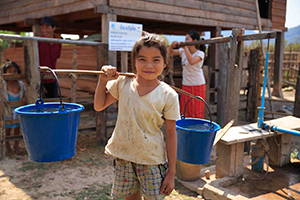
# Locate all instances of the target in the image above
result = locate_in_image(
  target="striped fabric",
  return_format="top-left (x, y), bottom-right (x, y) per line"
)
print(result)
top-left (180, 84), bottom-right (205, 118)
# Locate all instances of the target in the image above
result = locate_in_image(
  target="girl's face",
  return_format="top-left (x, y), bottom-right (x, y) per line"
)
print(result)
top-left (5, 66), bottom-right (18, 75)
top-left (185, 34), bottom-right (194, 42)
top-left (185, 34), bottom-right (197, 50)
top-left (135, 46), bottom-right (166, 81)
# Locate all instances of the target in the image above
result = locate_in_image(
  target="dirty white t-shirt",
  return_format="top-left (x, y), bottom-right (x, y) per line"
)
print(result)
top-left (179, 48), bottom-right (205, 86)
top-left (105, 76), bottom-right (180, 165)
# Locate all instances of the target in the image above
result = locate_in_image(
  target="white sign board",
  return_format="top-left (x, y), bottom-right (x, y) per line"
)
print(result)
top-left (109, 22), bottom-right (143, 51)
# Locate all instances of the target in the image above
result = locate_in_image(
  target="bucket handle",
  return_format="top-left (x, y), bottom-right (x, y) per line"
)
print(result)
top-left (182, 96), bottom-right (214, 130)
top-left (39, 68), bottom-right (65, 111)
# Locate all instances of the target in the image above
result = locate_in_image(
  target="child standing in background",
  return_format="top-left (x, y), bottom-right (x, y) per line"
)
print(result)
top-left (94, 32), bottom-right (180, 199)
top-left (168, 30), bottom-right (206, 118)
top-left (2, 61), bottom-right (26, 155)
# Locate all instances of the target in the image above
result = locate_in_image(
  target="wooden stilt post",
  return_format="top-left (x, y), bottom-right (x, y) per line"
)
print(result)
top-left (95, 13), bottom-right (117, 145)
top-left (121, 51), bottom-right (128, 72)
top-left (273, 31), bottom-right (284, 98)
top-left (23, 40), bottom-right (40, 104)
top-left (95, 43), bottom-right (108, 145)
top-left (0, 48), bottom-right (3, 66)
top-left (0, 66), bottom-right (5, 160)
top-left (217, 43), bottom-right (229, 127)
top-left (102, 13), bottom-right (117, 66)
top-left (32, 25), bottom-right (43, 37)
top-left (209, 26), bottom-right (221, 103)
top-left (71, 50), bottom-right (78, 103)
top-left (224, 29), bottom-right (240, 125)
top-left (294, 63), bottom-right (300, 117)
top-left (247, 48), bottom-right (263, 122)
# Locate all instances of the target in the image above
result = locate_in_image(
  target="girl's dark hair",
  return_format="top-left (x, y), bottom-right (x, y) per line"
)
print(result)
top-left (131, 31), bottom-right (169, 79)
top-left (199, 38), bottom-right (206, 53)
top-left (2, 59), bottom-right (22, 74)
top-left (187, 30), bottom-right (200, 41)
top-left (187, 30), bottom-right (206, 53)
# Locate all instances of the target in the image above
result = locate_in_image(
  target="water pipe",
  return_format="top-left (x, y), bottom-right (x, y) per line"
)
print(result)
top-left (258, 36), bottom-right (300, 136)
top-left (261, 124), bottom-right (300, 136)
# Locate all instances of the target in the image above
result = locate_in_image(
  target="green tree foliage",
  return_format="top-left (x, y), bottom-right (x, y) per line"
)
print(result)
top-left (244, 39), bottom-right (300, 53)
top-left (285, 42), bottom-right (300, 51)
top-left (0, 30), bottom-right (31, 51)
top-left (160, 35), bottom-right (170, 46)
top-left (0, 30), bottom-right (13, 50)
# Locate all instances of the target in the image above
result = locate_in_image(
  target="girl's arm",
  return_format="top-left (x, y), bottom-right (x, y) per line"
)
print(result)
top-left (160, 119), bottom-right (177, 196)
top-left (183, 47), bottom-right (202, 65)
top-left (94, 66), bottom-right (118, 111)
top-left (168, 41), bottom-right (180, 56)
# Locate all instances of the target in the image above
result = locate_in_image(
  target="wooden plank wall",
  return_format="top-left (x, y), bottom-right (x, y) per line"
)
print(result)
top-left (0, 0), bottom-right (277, 31)
top-left (272, 0), bottom-right (287, 30)
top-left (0, 0), bottom-right (106, 25)
top-left (109, 0), bottom-right (272, 30)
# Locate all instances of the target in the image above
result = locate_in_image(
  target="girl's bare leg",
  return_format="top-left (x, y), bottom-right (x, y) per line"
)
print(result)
top-left (5, 128), bottom-right (13, 154)
top-left (125, 189), bottom-right (142, 200)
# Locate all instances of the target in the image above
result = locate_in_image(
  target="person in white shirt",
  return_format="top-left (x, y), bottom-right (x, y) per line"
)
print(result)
top-left (168, 30), bottom-right (206, 118)
top-left (94, 32), bottom-right (180, 200)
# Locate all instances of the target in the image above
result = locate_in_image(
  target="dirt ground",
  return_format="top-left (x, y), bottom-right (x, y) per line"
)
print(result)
top-left (0, 88), bottom-right (299, 200)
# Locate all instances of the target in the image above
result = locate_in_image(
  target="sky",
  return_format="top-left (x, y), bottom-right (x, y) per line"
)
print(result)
top-left (60, 0), bottom-right (300, 41)
top-left (285, 0), bottom-right (300, 28)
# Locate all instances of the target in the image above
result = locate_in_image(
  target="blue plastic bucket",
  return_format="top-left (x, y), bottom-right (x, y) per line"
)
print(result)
top-left (176, 118), bottom-right (220, 164)
top-left (15, 68), bottom-right (84, 162)
top-left (15, 100), bottom-right (84, 162)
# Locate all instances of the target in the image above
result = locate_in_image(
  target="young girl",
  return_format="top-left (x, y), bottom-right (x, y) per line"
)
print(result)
top-left (3, 61), bottom-right (26, 155)
top-left (168, 30), bottom-right (206, 118)
top-left (94, 33), bottom-right (180, 199)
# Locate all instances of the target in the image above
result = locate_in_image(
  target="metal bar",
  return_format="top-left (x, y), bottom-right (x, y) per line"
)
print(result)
top-left (0, 34), bottom-right (103, 46)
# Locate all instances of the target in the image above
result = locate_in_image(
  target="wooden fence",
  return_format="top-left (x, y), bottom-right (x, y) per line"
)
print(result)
top-left (268, 51), bottom-right (300, 87)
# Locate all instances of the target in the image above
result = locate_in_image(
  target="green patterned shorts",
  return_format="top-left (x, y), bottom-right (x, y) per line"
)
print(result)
top-left (111, 158), bottom-right (167, 199)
